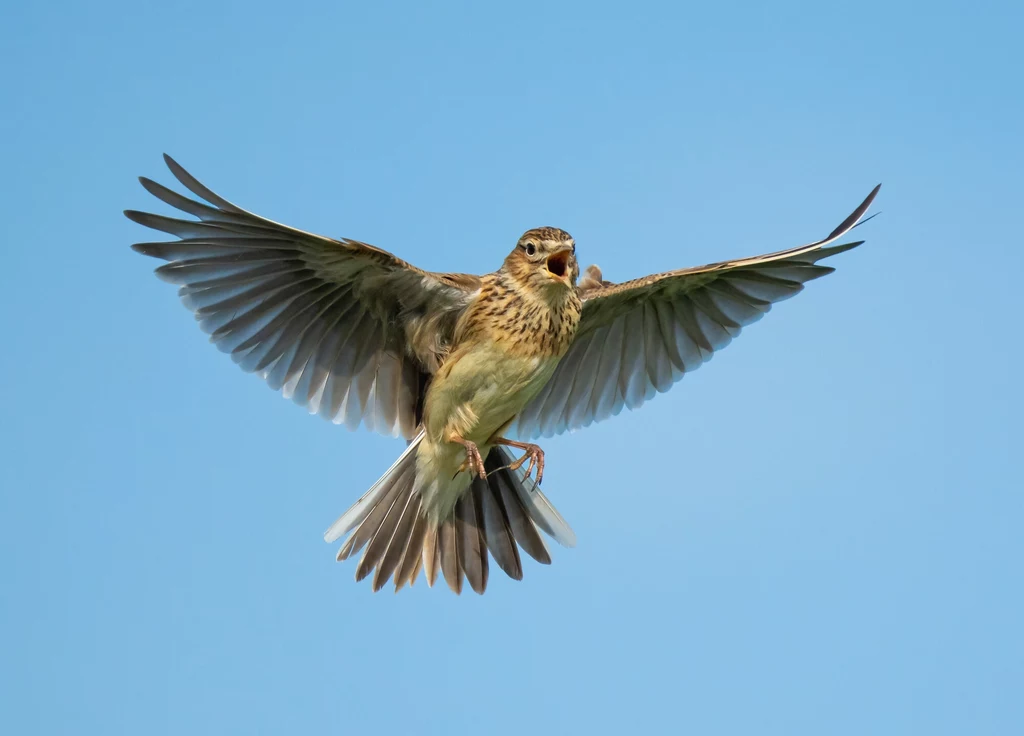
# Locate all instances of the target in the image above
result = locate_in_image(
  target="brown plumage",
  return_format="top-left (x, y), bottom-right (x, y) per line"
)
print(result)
top-left (127, 154), bottom-right (879, 594)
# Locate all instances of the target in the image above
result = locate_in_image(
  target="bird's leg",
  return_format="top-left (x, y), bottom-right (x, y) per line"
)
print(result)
top-left (492, 437), bottom-right (546, 485)
top-left (450, 434), bottom-right (487, 480)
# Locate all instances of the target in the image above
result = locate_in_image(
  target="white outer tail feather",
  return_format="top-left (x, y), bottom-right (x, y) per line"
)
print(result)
top-left (323, 433), bottom-right (575, 593)
top-left (323, 433), bottom-right (425, 544)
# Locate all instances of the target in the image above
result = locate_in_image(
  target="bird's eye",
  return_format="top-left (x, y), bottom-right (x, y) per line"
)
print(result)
top-left (525, 243), bottom-right (536, 256)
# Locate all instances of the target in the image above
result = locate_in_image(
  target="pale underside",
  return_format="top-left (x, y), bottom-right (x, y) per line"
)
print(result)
top-left (127, 155), bottom-right (878, 592)
top-left (127, 154), bottom-right (877, 446)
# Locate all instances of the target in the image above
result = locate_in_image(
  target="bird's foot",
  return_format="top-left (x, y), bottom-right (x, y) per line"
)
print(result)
top-left (451, 435), bottom-right (487, 480)
top-left (495, 438), bottom-right (545, 485)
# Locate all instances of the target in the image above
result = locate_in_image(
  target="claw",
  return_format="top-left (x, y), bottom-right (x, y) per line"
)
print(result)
top-left (451, 435), bottom-right (487, 479)
top-left (499, 440), bottom-right (545, 486)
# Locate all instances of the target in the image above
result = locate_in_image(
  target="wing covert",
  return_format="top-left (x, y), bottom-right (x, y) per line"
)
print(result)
top-left (127, 154), bottom-right (480, 439)
top-left (515, 185), bottom-right (880, 439)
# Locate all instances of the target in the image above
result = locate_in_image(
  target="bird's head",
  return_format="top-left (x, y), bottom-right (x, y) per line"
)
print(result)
top-left (503, 226), bottom-right (579, 295)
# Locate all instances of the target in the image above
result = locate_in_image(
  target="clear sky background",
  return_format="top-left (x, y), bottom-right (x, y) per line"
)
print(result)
top-left (2, 1), bottom-right (1022, 734)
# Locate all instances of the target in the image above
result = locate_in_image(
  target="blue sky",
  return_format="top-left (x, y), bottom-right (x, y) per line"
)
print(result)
top-left (2, 0), bottom-right (1022, 733)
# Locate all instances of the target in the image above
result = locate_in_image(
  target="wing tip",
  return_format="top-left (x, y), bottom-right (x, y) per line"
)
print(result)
top-left (823, 184), bottom-right (882, 243)
top-left (812, 239), bottom-right (865, 263)
top-left (137, 176), bottom-right (165, 197)
top-left (162, 153), bottom-right (193, 188)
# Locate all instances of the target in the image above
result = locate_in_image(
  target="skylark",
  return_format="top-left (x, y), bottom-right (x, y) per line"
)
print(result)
top-left (127, 155), bottom-right (879, 594)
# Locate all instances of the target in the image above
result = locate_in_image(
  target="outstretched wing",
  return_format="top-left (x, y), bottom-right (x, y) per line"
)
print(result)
top-left (515, 185), bottom-right (880, 439)
top-left (127, 154), bottom-right (480, 440)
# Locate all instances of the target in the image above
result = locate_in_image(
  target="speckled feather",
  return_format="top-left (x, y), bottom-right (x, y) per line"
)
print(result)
top-left (127, 155), bottom-right (879, 594)
top-left (455, 270), bottom-right (582, 358)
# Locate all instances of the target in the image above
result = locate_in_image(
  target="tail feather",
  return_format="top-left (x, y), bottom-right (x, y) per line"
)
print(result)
top-left (336, 468), bottom-right (407, 562)
top-left (422, 526), bottom-right (440, 588)
top-left (488, 446), bottom-right (577, 549)
top-left (407, 547), bottom-right (424, 587)
top-left (456, 490), bottom-right (488, 594)
top-left (324, 432), bottom-right (575, 594)
top-left (393, 511), bottom-right (428, 591)
top-left (323, 434), bottom-right (424, 544)
top-left (490, 467), bottom-right (551, 565)
top-left (516, 476), bottom-right (576, 548)
top-left (438, 519), bottom-right (462, 594)
top-left (478, 476), bottom-right (523, 580)
top-left (368, 490), bottom-right (420, 592)
top-left (353, 465), bottom-right (415, 578)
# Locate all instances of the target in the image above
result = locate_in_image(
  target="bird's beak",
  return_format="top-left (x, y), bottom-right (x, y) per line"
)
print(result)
top-left (545, 249), bottom-right (572, 282)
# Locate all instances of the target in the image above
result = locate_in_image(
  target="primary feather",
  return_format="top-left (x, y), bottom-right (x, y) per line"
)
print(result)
top-left (128, 155), bottom-right (878, 594)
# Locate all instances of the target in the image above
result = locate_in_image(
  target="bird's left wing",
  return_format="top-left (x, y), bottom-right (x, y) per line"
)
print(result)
top-left (127, 155), bottom-right (481, 440)
top-left (515, 185), bottom-right (880, 439)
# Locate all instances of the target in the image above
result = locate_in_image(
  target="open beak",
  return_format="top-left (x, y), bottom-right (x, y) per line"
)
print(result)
top-left (545, 249), bottom-right (572, 282)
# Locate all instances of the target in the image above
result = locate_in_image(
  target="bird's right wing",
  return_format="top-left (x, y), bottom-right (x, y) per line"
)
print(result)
top-left (515, 185), bottom-right (880, 439)
top-left (127, 155), bottom-right (481, 440)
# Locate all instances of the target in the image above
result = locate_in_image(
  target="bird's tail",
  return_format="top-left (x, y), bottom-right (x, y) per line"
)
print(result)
top-left (323, 431), bottom-right (575, 594)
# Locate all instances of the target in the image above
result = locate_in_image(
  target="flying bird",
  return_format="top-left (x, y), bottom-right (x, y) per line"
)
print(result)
top-left (127, 155), bottom-right (879, 594)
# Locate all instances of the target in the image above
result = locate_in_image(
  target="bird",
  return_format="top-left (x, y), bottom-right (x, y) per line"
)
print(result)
top-left (126, 154), bottom-right (880, 595)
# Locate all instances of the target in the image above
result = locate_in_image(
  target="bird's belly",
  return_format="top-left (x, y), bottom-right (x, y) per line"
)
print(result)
top-left (415, 346), bottom-right (559, 521)
top-left (425, 345), bottom-right (559, 445)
